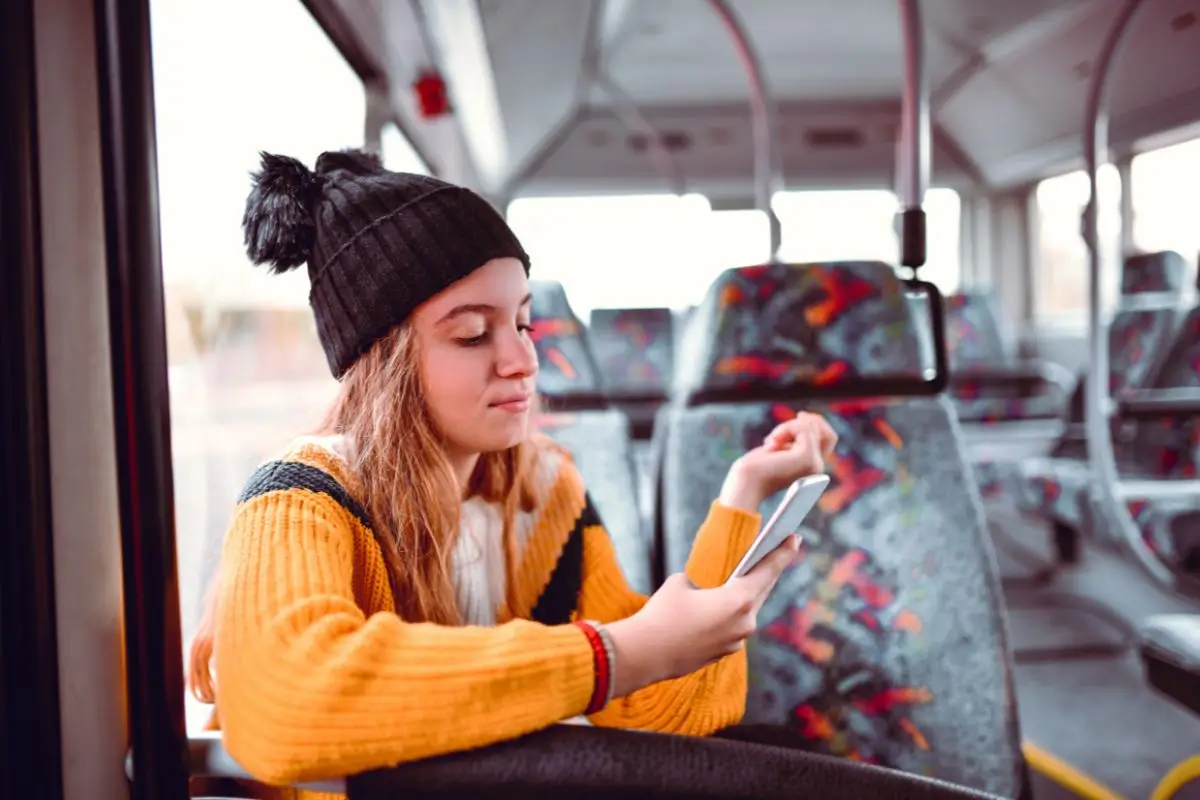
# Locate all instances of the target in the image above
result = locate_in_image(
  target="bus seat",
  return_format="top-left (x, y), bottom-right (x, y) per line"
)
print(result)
top-left (529, 281), bottom-right (651, 593)
top-left (1055, 250), bottom-right (1190, 458)
top-left (659, 261), bottom-right (1023, 797)
top-left (1140, 614), bottom-right (1200, 717)
top-left (989, 251), bottom-right (1189, 531)
top-left (588, 307), bottom-right (674, 440)
top-left (1079, 283), bottom-right (1200, 573)
top-left (943, 291), bottom-right (1073, 424)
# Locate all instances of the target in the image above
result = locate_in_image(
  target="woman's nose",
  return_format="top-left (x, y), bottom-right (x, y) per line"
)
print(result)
top-left (497, 330), bottom-right (538, 379)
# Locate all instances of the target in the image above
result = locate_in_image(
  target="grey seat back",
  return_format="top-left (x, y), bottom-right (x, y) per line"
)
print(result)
top-left (588, 307), bottom-right (675, 400)
top-left (942, 291), bottom-right (1071, 423)
top-left (1046, 250), bottom-right (1187, 464)
top-left (1128, 261), bottom-right (1200, 481)
top-left (529, 281), bottom-right (650, 592)
top-left (1107, 250), bottom-right (1188, 394)
top-left (660, 261), bottom-right (1022, 796)
top-left (588, 306), bottom-right (676, 442)
top-left (944, 291), bottom-right (1010, 368)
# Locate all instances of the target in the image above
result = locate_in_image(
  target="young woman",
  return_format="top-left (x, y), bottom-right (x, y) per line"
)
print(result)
top-left (187, 149), bottom-right (837, 798)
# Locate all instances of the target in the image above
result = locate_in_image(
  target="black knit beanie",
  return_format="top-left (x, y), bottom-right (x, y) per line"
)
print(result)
top-left (241, 148), bottom-right (531, 378)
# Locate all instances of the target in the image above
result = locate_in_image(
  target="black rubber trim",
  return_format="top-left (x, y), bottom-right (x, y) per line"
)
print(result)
top-left (0, 0), bottom-right (64, 794)
top-left (95, 0), bottom-right (190, 796)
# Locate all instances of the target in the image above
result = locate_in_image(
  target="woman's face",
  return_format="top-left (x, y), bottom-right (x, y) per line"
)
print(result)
top-left (411, 257), bottom-right (539, 458)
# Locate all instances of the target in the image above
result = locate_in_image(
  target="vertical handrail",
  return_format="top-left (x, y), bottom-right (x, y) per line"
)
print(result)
top-left (94, 0), bottom-right (191, 796)
top-left (897, 0), bottom-right (929, 271)
top-left (1081, 0), bottom-right (1176, 589)
top-left (896, 0), bottom-right (949, 387)
top-left (707, 0), bottom-right (783, 260)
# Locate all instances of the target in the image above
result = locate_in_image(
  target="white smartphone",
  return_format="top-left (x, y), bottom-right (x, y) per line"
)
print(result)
top-left (725, 473), bottom-right (830, 583)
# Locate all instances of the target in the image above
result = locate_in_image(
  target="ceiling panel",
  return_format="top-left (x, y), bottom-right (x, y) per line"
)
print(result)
top-left (922, 0), bottom-right (1084, 52)
top-left (519, 100), bottom-right (977, 198)
top-left (591, 0), bottom-right (1089, 107)
top-left (480, 0), bottom-right (595, 178)
top-left (940, 0), bottom-right (1200, 184)
top-left (334, 0), bottom-right (1200, 193)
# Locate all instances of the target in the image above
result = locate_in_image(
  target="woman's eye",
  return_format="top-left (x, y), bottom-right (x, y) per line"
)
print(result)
top-left (517, 323), bottom-right (533, 335)
top-left (456, 332), bottom-right (488, 346)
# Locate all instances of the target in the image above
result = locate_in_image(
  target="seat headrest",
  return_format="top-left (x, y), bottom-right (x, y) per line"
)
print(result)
top-left (943, 291), bottom-right (1006, 368)
top-left (588, 308), bottom-right (674, 395)
top-left (529, 281), bottom-right (604, 400)
top-left (676, 261), bottom-right (925, 401)
top-left (590, 306), bottom-right (674, 333)
top-left (1121, 251), bottom-right (1187, 296)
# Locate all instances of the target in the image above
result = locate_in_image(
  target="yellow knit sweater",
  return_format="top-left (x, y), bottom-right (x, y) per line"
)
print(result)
top-left (200, 436), bottom-right (761, 799)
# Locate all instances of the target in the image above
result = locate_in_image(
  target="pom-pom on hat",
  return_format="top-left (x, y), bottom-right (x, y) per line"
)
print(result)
top-left (241, 148), bottom-right (530, 378)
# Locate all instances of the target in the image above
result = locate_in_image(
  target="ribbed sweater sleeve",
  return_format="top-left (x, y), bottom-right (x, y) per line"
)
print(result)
top-left (212, 488), bottom-right (597, 787)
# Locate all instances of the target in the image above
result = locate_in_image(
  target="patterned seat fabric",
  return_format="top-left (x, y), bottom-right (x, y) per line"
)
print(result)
top-left (661, 261), bottom-right (1022, 796)
top-left (588, 307), bottom-right (674, 399)
top-left (589, 307), bottom-right (676, 441)
top-left (943, 291), bottom-right (1070, 423)
top-left (529, 282), bottom-right (650, 593)
top-left (1082, 296), bottom-right (1200, 571)
top-left (529, 280), bottom-right (606, 402)
top-left (992, 251), bottom-right (1188, 530)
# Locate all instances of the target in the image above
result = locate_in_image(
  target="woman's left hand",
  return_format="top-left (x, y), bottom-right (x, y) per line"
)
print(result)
top-left (719, 412), bottom-right (838, 512)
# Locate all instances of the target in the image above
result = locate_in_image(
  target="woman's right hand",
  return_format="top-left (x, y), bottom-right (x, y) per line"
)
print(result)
top-left (605, 535), bottom-right (800, 698)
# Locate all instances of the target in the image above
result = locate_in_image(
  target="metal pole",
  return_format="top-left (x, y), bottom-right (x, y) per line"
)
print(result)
top-left (1082, 0), bottom-right (1175, 588)
top-left (707, 0), bottom-right (783, 260)
top-left (580, 0), bottom-right (687, 198)
top-left (897, 0), bottom-right (929, 270)
top-left (595, 72), bottom-right (688, 197)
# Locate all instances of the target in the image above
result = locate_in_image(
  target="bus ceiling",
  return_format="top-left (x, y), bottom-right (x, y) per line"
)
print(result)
top-left (303, 0), bottom-right (1200, 201)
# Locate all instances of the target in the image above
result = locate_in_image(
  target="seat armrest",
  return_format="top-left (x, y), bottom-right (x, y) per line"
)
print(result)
top-left (1118, 388), bottom-right (1200, 419)
top-left (156, 726), bottom-right (1008, 800)
top-left (1140, 614), bottom-right (1200, 717)
top-left (1026, 360), bottom-right (1076, 394)
top-left (949, 362), bottom-right (1072, 396)
top-left (345, 724), bottom-right (1005, 800)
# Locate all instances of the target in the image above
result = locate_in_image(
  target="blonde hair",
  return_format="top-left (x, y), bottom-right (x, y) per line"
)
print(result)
top-left (188, 321), bottom-right (542, 704)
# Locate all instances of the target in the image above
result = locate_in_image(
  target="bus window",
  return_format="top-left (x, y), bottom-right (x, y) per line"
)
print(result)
top-left (506, 194), bottom-right (715, 320)
top-left (381, 121), bottom-right (431, 175)
top-left (1131, 135), bottom-right (1200, 280)
top-left (149, 0), bottom-right (370, 732)
top-left (1032, 164), bottom-right (1122, 323)
top-left (507, 188), bottom-right (960, 319)
top-left (701, 208), bottom-right (771, 273)
top-left (774, 187), bottom-right (962, 293)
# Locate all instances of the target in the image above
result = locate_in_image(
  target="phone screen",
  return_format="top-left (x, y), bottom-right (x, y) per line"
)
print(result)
top-left (726, 473), bottom-right (829, 582)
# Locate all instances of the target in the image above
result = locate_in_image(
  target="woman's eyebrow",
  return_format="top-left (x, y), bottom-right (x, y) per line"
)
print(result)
top-left (437, 303), bottom-right (494, 324)
top-left (438, 293), bottom-right (533, 324)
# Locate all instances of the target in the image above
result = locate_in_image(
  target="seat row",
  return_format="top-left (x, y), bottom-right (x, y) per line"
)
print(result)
top-left (935, 250), bottom-right (1200, 727)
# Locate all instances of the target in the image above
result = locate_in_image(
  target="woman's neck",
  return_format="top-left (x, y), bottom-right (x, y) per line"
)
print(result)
top-left (448, 451), bottom-right (481, 500)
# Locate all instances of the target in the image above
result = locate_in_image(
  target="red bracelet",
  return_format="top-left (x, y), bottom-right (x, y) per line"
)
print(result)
top-left (573, 620), bottom-right (611, 715)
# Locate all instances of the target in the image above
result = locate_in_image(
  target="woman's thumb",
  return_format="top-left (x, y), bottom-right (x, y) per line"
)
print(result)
top-left (660, 573), bottom-right (697, 592)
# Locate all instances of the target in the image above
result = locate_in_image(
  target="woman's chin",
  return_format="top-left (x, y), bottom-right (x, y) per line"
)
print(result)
top-left (468, 415), bottom-right (531, 453)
